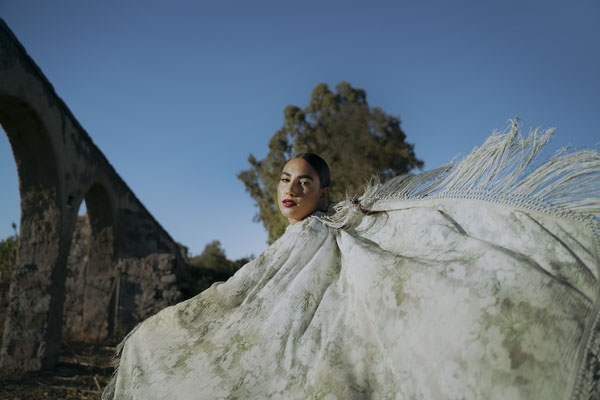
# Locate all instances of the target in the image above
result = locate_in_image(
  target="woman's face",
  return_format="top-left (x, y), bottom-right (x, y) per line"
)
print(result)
top-left (277, 158), bottom-right (329, 225)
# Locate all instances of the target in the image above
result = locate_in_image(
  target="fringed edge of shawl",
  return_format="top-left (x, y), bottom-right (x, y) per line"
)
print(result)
top-left (100, 322), bottom-right (143, 400)
top-left (322, 120), bottom-right (600, 399)
top-left (325, 119), bottom-right (599, 243)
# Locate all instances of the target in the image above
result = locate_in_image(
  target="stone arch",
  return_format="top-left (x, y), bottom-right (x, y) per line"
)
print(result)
top-left (0, 96), bottom-right (59, 193)
top-left (62, 208), bottom-right (90, 343)
top-left (81, 182), bottom-right (116, 342)
top-left (0, 95), bottom-right (67, 370)
top-left (0, 19), bottom-right (184, 371)
top-left (63, 182), bottom-right (116, 343)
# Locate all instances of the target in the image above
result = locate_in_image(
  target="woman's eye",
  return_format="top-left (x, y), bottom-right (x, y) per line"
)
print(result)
top-left (300, 181), bottom-right (310, 186)
top-left (280, 178), bottom-right (289, 182)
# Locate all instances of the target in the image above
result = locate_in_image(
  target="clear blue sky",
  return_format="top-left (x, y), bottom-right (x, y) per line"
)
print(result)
top-left (0, 0), bottom-right (598, 259)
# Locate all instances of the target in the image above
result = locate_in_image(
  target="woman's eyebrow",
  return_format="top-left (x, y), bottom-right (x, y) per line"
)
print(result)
top-left (281, 172), bottom-right (314, 180)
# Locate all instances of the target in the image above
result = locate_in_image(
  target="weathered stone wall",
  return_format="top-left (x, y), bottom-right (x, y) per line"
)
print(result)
top-left (61, 215), bottom-right (182, 342)
top-left (0, 214), bottom-right (183, 346)
top-left (62, 215), bottom-right (90, 342)
top-left (115, 254), bottom-right (182, 337)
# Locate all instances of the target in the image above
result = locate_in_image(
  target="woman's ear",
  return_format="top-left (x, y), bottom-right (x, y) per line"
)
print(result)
top-left (319, 187), bottom-right (330, 212)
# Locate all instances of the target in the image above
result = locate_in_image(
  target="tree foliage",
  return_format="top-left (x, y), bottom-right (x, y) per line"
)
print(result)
top-left (238, 82), bottom-right (424, 243)
top-left (0, 222), bottom-right (18, 271)
top-left (187, 240), bottom-right (237, 274)
top-left (183, 240), bottom-right (252, 297)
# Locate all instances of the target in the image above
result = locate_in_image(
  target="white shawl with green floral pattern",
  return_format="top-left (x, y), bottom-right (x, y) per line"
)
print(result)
top-left (104, 124), bottom-right (599, 400)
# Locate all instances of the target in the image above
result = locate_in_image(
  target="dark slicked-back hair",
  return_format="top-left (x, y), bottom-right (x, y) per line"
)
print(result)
top-left (290, 153), bottom-right (331, 188)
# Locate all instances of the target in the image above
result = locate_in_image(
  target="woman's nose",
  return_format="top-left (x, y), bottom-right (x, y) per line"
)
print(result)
top-left (286, 181), bottom-right (298, 196)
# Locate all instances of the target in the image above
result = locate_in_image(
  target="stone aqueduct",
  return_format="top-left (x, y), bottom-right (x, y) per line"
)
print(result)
top-left (0, 20), bottom-right (186, 370)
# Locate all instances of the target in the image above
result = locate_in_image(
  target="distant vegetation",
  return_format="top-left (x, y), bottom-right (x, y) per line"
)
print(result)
top-left (181, 240), bottom-right (253, 298)
top-left (238, 81), bottom-right (424, 243)
top-left (0, 222), bottom-right (18, 271)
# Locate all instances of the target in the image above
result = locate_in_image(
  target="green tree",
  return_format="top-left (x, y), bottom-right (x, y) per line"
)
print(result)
top-left (188, 240), bottom-right (233, 273)
top-left (183, 240), bottom-right (253, 297)
top-left (238, 82), bottom-right (424, 243)
top-left (0, 222), bottom-right (18, 271)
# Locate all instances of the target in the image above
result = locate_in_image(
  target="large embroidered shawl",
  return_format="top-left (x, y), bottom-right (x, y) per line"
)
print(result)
top-left (104, 125), bottom-right (600, 399)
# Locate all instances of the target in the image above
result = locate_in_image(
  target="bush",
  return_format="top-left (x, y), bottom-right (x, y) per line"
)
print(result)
top-left (181, 240), bottom-right (253, 298)
top-left (0, 235), bottom-right (18, 271)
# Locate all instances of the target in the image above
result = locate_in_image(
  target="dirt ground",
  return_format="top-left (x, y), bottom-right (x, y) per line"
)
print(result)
top-left (0, 343), bottom-right (115, 400)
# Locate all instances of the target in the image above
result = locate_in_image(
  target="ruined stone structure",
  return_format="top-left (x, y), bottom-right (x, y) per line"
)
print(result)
top-left (0, 20), bottom-right (185, 371)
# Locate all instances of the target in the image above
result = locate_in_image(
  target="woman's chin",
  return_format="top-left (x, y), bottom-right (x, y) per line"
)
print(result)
top-left (279, 209), bottom-right (306, 223)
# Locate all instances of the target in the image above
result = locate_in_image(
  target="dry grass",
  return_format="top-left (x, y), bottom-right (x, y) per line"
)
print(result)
top-left (0, 342), bottom-right (115, 400)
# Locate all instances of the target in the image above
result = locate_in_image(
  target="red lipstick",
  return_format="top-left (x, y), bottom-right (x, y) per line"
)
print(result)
top-left (282, 199), bottom-right (296, 207)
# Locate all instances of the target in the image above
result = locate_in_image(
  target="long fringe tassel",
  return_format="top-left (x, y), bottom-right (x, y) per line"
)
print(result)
top-left (326, 120), bottom-right (600, 241)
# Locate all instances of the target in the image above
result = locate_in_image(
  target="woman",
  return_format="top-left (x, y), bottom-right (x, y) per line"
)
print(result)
top-left (104, 125), bottom-right (599, 399)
